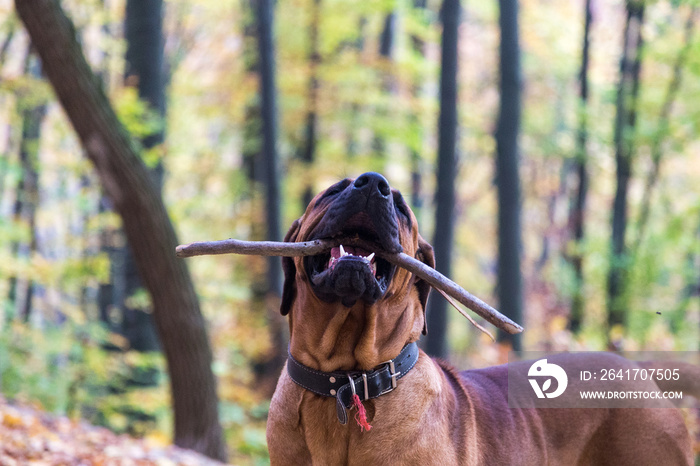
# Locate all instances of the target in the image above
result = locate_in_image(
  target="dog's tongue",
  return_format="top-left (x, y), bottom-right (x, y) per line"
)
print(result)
top-left (330, 245), bottom-right (371, 259)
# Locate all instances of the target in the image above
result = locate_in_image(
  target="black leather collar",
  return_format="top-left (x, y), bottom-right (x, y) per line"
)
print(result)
top-left (287, 341), bottom-right (420, 424)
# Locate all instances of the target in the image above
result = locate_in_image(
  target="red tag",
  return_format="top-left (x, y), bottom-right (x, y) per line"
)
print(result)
top-left (351, 393), bottom-right (372, 432)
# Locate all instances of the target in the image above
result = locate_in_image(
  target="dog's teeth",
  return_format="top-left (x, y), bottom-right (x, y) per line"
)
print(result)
top-left (366, 253), bottom-right (375, 262)
top-left (340, 244), bottom-right (347, 257)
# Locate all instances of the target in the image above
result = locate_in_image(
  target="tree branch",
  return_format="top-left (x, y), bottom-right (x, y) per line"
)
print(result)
top-left (177, 238), bottom-right (524, 335)
top-left (632, 6), bottom-right (697, 254)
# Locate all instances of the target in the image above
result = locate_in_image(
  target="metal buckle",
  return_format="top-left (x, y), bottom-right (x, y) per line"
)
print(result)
top-left (362, 373), bottom-right (369, 401)
top-left (348, 372), bottom-right (370, 401)
top-left (346, 372), bottom-right (356, 397)
top-left (379, 359), bottom-right (401, 395)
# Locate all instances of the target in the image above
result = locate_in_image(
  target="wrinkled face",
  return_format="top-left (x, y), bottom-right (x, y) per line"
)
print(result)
top-left (280, 172), bottom-right (434, 319)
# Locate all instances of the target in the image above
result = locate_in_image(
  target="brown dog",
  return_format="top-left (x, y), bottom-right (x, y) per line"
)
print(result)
top-left (266, 172), bottom-right (697, 465)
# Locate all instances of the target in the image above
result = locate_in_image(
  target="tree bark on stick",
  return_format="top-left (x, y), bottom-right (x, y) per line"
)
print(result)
top-left (14, 0), bottom-right (226, 460)
top-left (176, 237), bottom-right (524, 335)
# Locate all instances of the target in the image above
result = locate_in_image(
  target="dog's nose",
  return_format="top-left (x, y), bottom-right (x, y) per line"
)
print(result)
top-left (353, 172), bottom-right (391, 198)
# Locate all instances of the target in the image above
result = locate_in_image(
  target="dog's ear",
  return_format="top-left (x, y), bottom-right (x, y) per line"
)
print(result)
top-left (415, 235), bottom-right (435, 334)
top-left (280, 218), bottom-right (302, 316)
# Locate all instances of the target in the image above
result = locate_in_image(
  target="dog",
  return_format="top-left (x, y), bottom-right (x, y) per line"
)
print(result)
top-left (266, 172), bottom-right (697, 465)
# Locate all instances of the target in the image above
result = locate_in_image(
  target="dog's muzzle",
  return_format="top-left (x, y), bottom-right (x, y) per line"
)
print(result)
top-left (304, 172), bottom-right (401, 307)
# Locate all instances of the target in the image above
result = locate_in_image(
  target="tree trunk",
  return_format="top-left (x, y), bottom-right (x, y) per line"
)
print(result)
top-left (371, 11), bottom-right (396, 165)
top-left (495, 0), bottom-right (523, 353)
top-left (379, 12), bottom-right (396, 59)
top-left (254, 0), bottom-right (287, 386)
top-left (567, 0), bottom-right (593, 333)
top-left (345, 16), bottom-right (367, 159)
top-left (115, 0), bottom-right (165, 354)
top-left (241, 0), bottom-right (282, 396)
top-left (242, 0), bottom-right (262, 185)
top-left (300, 0), bottom-right (321, 208)
top-left (7, 50), bottom-right (45, 323)
top-left (0, 22), bottom-right (15, 63)
top-left (14, 0), bottom-right (227, 460)
top-left (257, 0), bottom-right (281, 290)
top-left (424, 0), bottom-right (460, 359)
top-left (607, 1), bottom-right (644, 340)
top-left (409, 0), bottom-right (428, 222)
top-left (0, 24), bottom-right (18, 211)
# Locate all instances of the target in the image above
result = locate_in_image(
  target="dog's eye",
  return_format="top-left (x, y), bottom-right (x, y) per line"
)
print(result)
top-left (396, 203), bottom-right (410, 220)
top-left (393, 192), bottom-right (411, 221)
top-left (318, 179), bottom-right (351, 202)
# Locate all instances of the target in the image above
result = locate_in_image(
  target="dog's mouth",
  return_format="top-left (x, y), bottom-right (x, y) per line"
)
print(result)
top-left (304, 225), bottom-right (397, 307)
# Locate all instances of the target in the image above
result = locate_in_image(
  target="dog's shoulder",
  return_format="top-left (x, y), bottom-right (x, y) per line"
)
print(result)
top-left (268, 365), bottom-right (305, 426)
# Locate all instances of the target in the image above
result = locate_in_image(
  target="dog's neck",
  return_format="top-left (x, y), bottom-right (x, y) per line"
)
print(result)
top-left (289, 295), bottom-right (423, 372)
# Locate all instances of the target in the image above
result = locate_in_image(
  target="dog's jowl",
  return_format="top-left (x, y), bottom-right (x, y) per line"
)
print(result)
top-left (266, 172), bottom-right (697, 465)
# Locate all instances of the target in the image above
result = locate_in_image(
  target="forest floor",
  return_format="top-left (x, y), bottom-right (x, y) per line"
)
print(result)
top-left (0, 395), bottom-right (227, 466)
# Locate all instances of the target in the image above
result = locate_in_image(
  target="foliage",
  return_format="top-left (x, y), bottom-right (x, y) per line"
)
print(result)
top-left (0, 394), bottom-right (226, 465)
top-left (0, 0), bottom-right (699, 461)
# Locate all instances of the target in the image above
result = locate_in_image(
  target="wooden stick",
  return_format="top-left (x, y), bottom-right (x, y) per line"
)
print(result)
top-left (176, 238), bottom-right (331, 257)
top-left (176, 238), bottom-right (524, 335)
top-left (434, 288), bottom-right (495, 342)
top-left (386, 252), bottom-right (523, 335)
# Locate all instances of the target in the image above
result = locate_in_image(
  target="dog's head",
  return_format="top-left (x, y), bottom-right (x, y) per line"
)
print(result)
top-left (280, 172), bottom-right (435, 337)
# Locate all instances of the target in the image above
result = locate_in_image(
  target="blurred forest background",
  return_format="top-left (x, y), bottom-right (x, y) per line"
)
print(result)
top-left (1, 0), bottom-right (699, 463)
